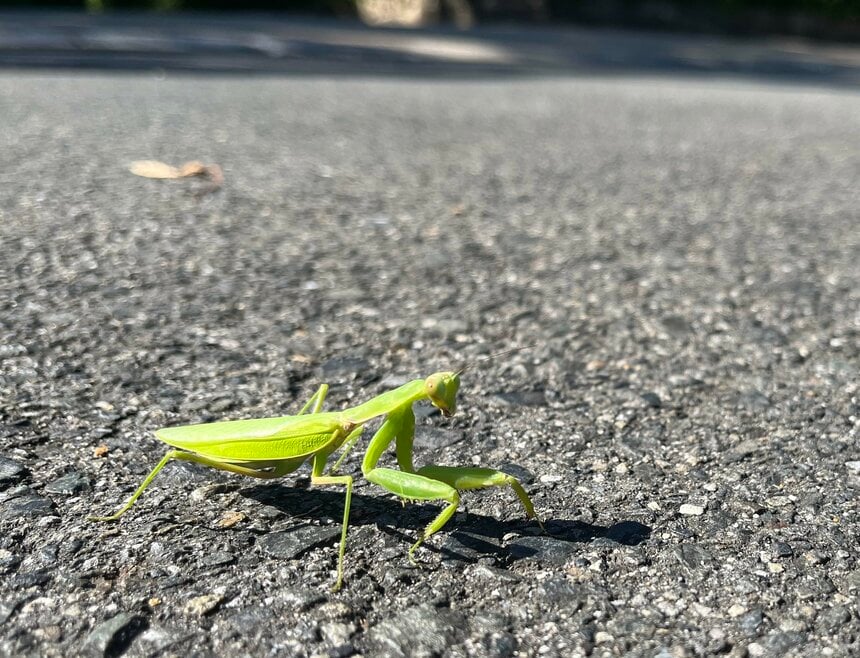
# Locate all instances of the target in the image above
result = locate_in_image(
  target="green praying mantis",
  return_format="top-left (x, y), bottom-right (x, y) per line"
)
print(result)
top-left (89, 359), bottom-right (544, 590)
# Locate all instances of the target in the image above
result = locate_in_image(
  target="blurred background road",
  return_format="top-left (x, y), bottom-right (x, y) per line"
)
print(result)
top-left (1, 10), bottom-right (860, 83)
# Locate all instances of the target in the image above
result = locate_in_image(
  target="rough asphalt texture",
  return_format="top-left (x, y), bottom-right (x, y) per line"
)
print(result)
top-left (1, 36), bottom-right (859, 658)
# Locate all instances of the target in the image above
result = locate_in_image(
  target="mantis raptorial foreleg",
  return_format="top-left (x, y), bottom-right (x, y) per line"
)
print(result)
top-left (353, 403), bottom-right (545, 562)
top-left (415, 465), bottom-right (545, 532)
top-left (359, 408), bottom-right (461, 562)
top-left (365, 466), bottom-right (460, 564)
top-left (385, 406), bottom-right (543, 528)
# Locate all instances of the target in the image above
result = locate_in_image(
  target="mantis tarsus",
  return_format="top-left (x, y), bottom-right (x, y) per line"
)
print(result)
top-left (89, 367), bottom-right (544, 590)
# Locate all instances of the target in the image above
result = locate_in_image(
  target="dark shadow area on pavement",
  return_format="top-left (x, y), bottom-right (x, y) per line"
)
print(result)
top-left (1, 11), bottom-right (859, 88)
top-left (240, 481), bottom-right (651, 565)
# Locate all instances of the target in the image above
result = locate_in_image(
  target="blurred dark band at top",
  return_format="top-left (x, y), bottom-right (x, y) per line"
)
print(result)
top-left (4, 1), bottom-right (860, 42)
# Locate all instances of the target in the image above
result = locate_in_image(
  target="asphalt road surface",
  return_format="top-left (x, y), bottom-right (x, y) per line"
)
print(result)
top-left (1, 14), bottom-right (859, 658)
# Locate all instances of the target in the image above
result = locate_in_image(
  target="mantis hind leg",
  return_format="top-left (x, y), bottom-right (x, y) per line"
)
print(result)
top-left (415, 465), bottom-right (545, 532)
top-left (88, 450), bottom-right (300, 522)
top-left (89, 451), bottom-right (177, 522)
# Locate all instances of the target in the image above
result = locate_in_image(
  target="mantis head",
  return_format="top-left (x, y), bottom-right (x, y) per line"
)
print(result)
top-left (423, 347), bottom-right (529, 417)
top-left (424, 371), bottom-right (461, 417)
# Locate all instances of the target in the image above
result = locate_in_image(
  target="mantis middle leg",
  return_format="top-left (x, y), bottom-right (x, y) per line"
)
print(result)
top-left (309, 449), bottom-right (353, 591)
top-left (295, 383), bottom-right (362, 474)
top-left (296, 384), bottom-right (329, 415)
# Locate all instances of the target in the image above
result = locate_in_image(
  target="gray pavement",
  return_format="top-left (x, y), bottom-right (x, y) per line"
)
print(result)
top-left (1, 15), bottom-right (860, 658)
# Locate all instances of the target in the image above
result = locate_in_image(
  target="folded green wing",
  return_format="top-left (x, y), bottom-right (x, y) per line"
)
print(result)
top-left (154, 412), bottom-right (344, 462)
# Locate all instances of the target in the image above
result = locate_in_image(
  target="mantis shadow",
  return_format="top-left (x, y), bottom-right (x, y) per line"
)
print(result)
top-left (239, 482), bottom-right (651, 564)
top-left (415, 515), bottom-right (651, 564)
top-left (240, 480), bottom-right (423, 525)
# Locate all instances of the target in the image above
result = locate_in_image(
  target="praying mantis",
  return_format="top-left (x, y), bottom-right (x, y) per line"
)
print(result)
top-left (89, 364), bottom-right (543, 590)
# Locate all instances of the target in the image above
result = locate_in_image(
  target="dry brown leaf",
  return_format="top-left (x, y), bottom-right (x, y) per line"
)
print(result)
top-left (217, 510), bottom-right (246, 529)
top-left (178, 161), bottom-right (206, 176)
top-left (201, 163), bottom-right (224, 187)
top-left (129, 160), bottom-right (184, 179)
top-left (93, 444), bottom-right (109, 458)
top-left (129, 160), bottom-right (224, 187)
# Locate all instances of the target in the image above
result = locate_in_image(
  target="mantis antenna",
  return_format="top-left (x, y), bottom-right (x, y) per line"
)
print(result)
top-left (454, 344), bottom-right (534, 376)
